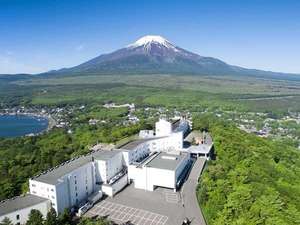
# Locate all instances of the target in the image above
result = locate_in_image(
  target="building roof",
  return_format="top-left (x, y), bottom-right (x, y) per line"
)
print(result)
top-left (185, 131), bottom-right (213, 145)
top-left (94, 150), bottom-right (122, 161)
top-left (32, 150), bottom-right (121, 185)
top-left (185, 144), bottom-right (212, 154)
top-left (172, 119), bottom-right (181, 131)
top-left (0, 194), bottom-right (49, 216)
top-left (121, 137), bottom-right (162, 151)
top-left (145, 152), bottom-right (188, 171)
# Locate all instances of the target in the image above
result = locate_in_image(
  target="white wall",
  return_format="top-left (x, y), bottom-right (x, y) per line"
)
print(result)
top-left (147, 168), bottom-right (175, 190)
top-left (96, 152), bottom-right (123, 184)
top-left (0, 200), bottom-right (50, 225)
top-left (29, 180), bottom-right (57, 211)
top-left (128, 165), bottom-right (175, 191)
top-left (128, 165), bottom-right (148, 190)
top-left (30, 162), bottom-right (96, 214)
top-left (96, 160), bottom-right (107, 184)
top-left (150, 132), bottom-right (183, 153)
top-left (155, 119), bottom-right (172, 137)
top-left (122, 151), bottom-right (130, 166)
top-left (63, 162), bottom-right (95, 211)
top-left (55, 180), bottom-right (69, 214)
top-left (101, 174), bottom-right (128, 197)
top-left (139, 130), bottom-right (154, 138)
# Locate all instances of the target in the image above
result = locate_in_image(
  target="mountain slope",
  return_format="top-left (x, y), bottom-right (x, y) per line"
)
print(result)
top-left (48, 35), bottom-right (299, 79)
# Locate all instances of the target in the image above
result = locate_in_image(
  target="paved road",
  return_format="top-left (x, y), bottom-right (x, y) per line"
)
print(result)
top-left (86, 157), bottom-right (207, 225)
top-left (181, 158), bottom-right (207, 225)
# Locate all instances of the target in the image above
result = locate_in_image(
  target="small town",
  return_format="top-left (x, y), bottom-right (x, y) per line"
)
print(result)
top-left (1, 104), bottom-right (299, 148)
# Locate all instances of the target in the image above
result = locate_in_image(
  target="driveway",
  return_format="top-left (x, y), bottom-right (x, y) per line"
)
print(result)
top-left (181, 158), bottom-right (207, 225)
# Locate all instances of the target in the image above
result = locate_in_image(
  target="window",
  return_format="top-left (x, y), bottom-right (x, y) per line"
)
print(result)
top-left (75, 186), bottom-right (77, 191)
top-left (16, 215), bottom-right (20, 220)
top-left (51, 189), bottom-right (54, 192)
top-left (51, 196), bottom-right (55, 199)
top-left (74, 180), bottom-right (77, 185)
top-left (32, 191), bottom-right (37, 194)
top-left (76, 192), bottom-right (78, 197)
top-left (31, 184), bottom-right (36, 187)
top-left (51, 202), bottom-right (55, 206)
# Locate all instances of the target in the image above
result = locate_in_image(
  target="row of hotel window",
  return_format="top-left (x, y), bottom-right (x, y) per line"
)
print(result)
top-left (31, 183), bottom-right (54, 192)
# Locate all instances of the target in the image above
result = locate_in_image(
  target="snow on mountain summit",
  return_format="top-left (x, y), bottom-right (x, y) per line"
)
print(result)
top-left (127, 35), bottom-right (178, 52)
top-left (131, 35), bottom-right (171, 46)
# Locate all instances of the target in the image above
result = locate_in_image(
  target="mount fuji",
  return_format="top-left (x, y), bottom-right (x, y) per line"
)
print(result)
top-left (49, 35), bottom-right (298, 78)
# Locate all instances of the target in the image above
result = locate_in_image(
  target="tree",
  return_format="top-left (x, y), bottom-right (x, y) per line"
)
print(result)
top-left (78, 217), bottom-right (112, 225)
top-left (195, 115), bottom-right (300, 225)
top-left (26, 209), bottom-right (44, 225)
top-left (0, 217), bottom-right (13, 225)
top-left (58, 208), bottom-right (71, 225)
top-left (45, 207), bottom-right (57, 225)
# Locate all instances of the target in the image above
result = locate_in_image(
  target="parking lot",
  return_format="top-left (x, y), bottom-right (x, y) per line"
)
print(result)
top-left (85, 184), bottom-right (184, 225)
top-left (85, 158), bottom-right (207, 225)
top-left (86, 200), bottom-right (168, 225)
top-left (163, 189), bottom-right (180, 204)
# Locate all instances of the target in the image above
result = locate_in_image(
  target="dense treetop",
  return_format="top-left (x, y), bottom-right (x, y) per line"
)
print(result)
top-left (195, 115), bottom-right (300, 225)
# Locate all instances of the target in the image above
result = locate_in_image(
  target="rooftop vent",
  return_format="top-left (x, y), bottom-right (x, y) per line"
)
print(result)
top-left (161, 155), bottom-right (177, 160)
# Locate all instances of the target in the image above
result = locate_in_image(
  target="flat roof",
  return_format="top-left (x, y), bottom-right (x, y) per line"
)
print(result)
top-left (185, 131), bottom-right (213, 145)
top-left (0, 194), bottom-right (49, 216)
top-left (121, 137), bottom-right (162, 150)
top-left (185, 144), bottom-right (212, 154)
top-left (145, 152), bottom-right (188, 171)
top-left (33, 150), bottom-right (121, 185)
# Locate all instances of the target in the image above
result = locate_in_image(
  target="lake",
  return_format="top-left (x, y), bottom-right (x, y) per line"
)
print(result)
top-left (0, 115), bottom-right (49, 138)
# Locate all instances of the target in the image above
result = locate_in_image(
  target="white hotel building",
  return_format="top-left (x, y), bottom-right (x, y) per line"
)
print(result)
top-left (0, 118), bottom-right (203, 224)
top-left (29, 150), bottom-right (125, 213)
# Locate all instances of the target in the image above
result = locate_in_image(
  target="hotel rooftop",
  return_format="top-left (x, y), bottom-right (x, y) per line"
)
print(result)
top-left (32, 150), bottom-right (121, 185)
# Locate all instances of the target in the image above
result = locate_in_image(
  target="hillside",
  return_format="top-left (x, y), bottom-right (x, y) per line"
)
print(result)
top-left (195, 116), bottom-right (300, 225)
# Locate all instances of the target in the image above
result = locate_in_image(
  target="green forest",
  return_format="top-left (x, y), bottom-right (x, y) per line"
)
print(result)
top-left (195, 115), bottom-right (300, 225)
top-left (1, 74), bottom-right (300, 224)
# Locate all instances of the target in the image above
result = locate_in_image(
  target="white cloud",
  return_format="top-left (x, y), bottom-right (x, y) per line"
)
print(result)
top-left (75, 44), bottom-right (85, 51)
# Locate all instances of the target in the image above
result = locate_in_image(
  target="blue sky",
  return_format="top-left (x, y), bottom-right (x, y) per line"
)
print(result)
top-left (0, 0), bottom-right (299, 74)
